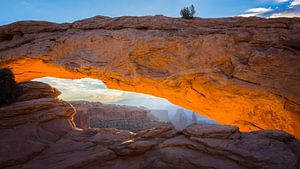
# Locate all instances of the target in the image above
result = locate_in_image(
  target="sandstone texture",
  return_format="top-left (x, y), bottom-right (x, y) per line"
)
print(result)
top-left (71, 101), bottom-right (168, 131)
top-left (0, 16), bottom-right (300, 137)
top-left (0, 81), bottom-right (300, 169)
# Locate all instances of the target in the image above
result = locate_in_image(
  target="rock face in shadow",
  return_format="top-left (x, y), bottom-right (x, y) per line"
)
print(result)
top-left (0, 16), bottom-right (299, 137)
top-left (0, 81), bottom-right (300, 169)
top-left (0, 81), bottom-right (75, 168)
top-left (70, 101), bottom-right (168, 131)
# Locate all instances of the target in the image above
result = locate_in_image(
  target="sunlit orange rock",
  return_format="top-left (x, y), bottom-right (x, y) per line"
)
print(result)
top-left (0, 16), bottom-right (300, 137)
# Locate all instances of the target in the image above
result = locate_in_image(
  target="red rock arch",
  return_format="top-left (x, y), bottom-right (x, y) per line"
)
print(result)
top-left (1, 16), bottom-right (300, 137)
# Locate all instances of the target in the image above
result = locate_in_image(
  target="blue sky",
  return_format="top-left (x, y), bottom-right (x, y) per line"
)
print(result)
top-left (0, 0), bottom-right (299, 25)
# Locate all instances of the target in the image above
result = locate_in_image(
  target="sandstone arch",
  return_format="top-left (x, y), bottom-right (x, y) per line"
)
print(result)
top-left (0, 16), bottom-right (300, 137)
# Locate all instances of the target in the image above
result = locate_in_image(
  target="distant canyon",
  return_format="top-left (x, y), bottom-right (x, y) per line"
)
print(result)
top-left (70, 101), bottom-right (217, 131)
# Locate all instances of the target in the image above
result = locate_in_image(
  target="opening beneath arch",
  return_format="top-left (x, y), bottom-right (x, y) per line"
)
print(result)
top-left (33, 77), bottom-right (217, 131)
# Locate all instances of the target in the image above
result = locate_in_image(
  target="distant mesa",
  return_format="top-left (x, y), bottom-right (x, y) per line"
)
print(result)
top-left (71, 101), bottom-right (170, 131)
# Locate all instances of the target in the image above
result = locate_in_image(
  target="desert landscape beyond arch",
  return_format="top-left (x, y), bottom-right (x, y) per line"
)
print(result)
top-left (1, 16), bottom-right (300, 137)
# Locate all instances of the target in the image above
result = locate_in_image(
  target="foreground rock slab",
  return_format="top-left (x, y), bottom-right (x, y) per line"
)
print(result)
top-left (0, 81), bottom-right (299, 169)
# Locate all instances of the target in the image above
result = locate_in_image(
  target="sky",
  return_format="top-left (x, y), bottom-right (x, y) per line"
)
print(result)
top-left (0, 0), bottom-right (299, 25)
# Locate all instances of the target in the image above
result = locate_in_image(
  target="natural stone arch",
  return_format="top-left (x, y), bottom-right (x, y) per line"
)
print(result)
top-left (0, 16), bottom-right (299, 137)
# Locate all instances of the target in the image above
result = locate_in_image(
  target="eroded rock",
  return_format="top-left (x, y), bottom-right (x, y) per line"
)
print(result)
top-left (0, 82), bottom-right (74, 168)
top-left (183, 123), bottom-right (240, 139)
top-left (0, 16), bottom-right (299, 137)
top-left (0, 81), bottom-right (299, 169)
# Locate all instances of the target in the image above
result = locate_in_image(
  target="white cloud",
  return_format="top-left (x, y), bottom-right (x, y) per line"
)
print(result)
top-left (246, 8), bottom-right (273, 13)
top-left (239, 0), bottom-right (300, 18)
top-left (238, 13), bottom-right (259, 17)
top-left (239, 8), bottom-right (273, 17)
top-left (291, 0), bottom-right (300, 5)
top-left (274, 0), bottom-right (289, 2)
top-left (270, 5), bottom-right (300, 17)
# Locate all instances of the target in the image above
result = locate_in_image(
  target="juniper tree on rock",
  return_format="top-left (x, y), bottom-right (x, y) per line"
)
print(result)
top-left (180, 5), bottom-right (196, 19)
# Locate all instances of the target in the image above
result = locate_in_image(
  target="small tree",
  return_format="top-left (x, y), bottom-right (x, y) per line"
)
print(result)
top-left (180, 5), bottom-right (196, 19)
top-left (0, 68), bottom-right (17, 106)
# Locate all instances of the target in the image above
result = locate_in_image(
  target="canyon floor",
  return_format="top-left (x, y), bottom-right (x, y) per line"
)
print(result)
top-left (1, 81), bottom-right (300, 169)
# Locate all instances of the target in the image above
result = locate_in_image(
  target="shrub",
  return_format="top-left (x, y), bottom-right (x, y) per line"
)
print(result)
top-left (0, 68), bottom-right (17, 106)
top-left (180, 5), bottom-right (196, 19)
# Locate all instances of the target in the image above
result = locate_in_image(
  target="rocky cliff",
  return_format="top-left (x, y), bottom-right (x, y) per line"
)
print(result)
top-left (0, 81), bottom-right (75, 168)
top-left (0, 16), bottom-right (300, 137)
top-left (70, 101), bottom-right (168, 131)
top-left (149, 109), bottom-right (170, 122)
top-left (1, 80), bottom-right (300, 169)
top-left (173, 108), bottom-right (188, 130)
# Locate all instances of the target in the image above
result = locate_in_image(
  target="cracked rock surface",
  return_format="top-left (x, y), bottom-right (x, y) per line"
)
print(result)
top-left (0, 81), bottom-right (300, 169)
top-left (0, 16), bottom-right (300, 137)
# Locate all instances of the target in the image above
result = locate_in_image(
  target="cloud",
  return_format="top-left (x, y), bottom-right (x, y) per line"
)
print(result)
top-left (270, 4), bottom-right (300, 17)
top-left (246, 8), bottom-right (273, 13)
top-left (274, 0), bottom-right (289, 2)
top-left (291, 0), bottom-right (300, 5)
top-left (239, 8), bottom-right (273, 17)
top-left (239, 0), bottom-right (300, 18)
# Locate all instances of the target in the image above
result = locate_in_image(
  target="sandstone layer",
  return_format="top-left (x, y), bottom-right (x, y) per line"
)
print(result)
top-left (0, 16), bottom-right (300, 137)
top-left (71, 101), bottom-right (168, 131)
top-left (0, 81), bottom-right (300, 169)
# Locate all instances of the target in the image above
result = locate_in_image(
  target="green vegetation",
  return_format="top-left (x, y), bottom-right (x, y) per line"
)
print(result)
top-left (0, 68), bottom-right (18, 106)
top-left (180, 5), bottom-right (196, 19)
